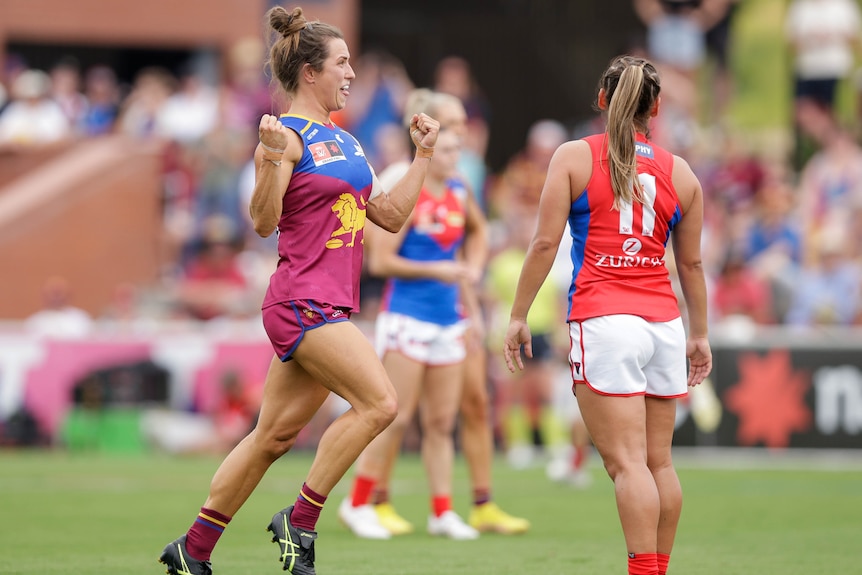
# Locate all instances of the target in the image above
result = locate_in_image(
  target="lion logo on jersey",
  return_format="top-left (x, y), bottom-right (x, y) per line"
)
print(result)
top-left (325, 193), bottom-right (367, 249)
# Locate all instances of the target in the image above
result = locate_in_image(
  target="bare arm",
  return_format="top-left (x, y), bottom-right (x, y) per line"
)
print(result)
top-left (248, 114), bottom-right (302, 237)
top-left (366, 113), bottom-right (439, 232)
top-left (671, 154), bottom-right (713, 386)
top-left (504, 140), bottom-right (590, 371)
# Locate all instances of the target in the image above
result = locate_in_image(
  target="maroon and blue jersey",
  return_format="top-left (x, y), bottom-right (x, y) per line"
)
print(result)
top-left (567, 133), bottom-right (683, 323)
top-left (381, 177), bottom-right (468, 325)
top-left (262, 114), bottom-right (374, 312)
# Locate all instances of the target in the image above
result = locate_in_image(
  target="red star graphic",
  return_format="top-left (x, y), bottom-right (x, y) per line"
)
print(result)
top-left (723, 350), bottom-right (811, 448)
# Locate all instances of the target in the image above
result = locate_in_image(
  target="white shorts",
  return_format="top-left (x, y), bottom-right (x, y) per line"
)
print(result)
top-left (568, 315), bottom-right (688, 398)
top-left (375, 311), bottom-right (467, 366)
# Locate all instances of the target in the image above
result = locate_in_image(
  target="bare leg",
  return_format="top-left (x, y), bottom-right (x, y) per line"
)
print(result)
top-left (645, 396), bottom-right (681, 556)
top-left (419, 363), bottom-right (464, 497)
top-left (459, 340), bottom-right (493, 492)
top-left (290, 321), bottom-right (400, 495)
top-left (204, 355), bottom-right (330, 515)
top-left (353, 351), bottom-right (424, 486)
top-left (576, 386), bottom-right (659, 553)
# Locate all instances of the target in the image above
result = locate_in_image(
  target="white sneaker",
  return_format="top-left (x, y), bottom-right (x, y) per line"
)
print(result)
top-left (427, 510), bottom-right (480, 540)
top-left (338, 498), bottom-right (391, 539)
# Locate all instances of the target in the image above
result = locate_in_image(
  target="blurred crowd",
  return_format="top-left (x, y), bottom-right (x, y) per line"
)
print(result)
top-left (3, 0), bottom-right (862, 342)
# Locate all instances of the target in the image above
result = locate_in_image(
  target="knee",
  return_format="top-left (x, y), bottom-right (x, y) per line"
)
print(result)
top-left (366, 392), bottom-right (398, 435)
top-left (422, 411), bottom-right (458, 437)
top-left (460, 389), bottom-right (488, 423)
top-left (252, 426), bottom-right (299, 461)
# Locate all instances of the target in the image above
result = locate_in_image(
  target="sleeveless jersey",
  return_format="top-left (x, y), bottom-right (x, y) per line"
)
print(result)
top-left (566, 133), bottom-right (682, 323)
top-left (262, 114), bottom-right (374, 312)
top-left (381, 177), bottom-right (468, 325)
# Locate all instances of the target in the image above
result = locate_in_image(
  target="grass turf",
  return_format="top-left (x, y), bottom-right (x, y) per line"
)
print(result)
top-left (0, 449), bottom-right (860, 574)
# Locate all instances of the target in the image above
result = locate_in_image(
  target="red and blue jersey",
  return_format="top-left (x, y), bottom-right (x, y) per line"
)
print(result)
top-left (262, 114), bottom-right (374, 312)
top-left (566, 133), bottom-right (683, 323)
top-left (381, 178), bottom-right (468, 325)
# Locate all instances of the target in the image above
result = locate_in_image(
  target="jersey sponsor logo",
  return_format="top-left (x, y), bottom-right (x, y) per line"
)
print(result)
top-left (635, 142), bottom-right (654, 158)
top-left (325, 193), bottom-right (367, 248)
top-left (306, 128), bottom-right (319, 140)
top-left (309, 140), bottom-right (346, 166)
top-left (622, 238), bottom-right (642, 255)
top-left (353, 144), bottom-right (366, 157)
top-left (573, 361), bottom-right (582, 375)
top-left (594, 254), bottom-right (665, 268)
top-left (335, 133), bottom-right (344, 143)
top-left (330, 309), bottom-right (345, 319)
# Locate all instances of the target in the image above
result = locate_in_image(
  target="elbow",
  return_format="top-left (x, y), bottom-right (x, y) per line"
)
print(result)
top-left (375, 216), bottom-right (403, 234)
top-left (253, 219), bottom-right (277, 238)
top-left (531, 236), bottom-right (558, 256)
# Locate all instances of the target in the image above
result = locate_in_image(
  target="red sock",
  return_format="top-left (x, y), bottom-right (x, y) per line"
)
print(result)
top-left (573, 445), bottom-right (587, 470)
top-left (290, 483), bottom-right (327, 531)
top-left (432, 495), bottom-right (452, 517)
top-left (185, 507), bottom-right (231, 561)
top-left (657, 553), bottom-right (670, 575)
top-left (350, 475), bottom-right (375, 507)
top-left (628, 552), bottom-right (659, 575)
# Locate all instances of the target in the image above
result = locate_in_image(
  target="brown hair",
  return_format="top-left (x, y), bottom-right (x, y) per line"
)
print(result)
top-left (596, 55), bottom-right (661, 209)
top-left (265, 6), bottom-right (344, 97)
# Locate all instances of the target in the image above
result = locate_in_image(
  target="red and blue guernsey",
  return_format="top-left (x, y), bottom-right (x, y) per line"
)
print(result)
top-left (567, 133), bottom-right (683, 323)
top-left (262, 114), bottom-right (374, 313)
top-left (381, 177), bottom-right (468, 326)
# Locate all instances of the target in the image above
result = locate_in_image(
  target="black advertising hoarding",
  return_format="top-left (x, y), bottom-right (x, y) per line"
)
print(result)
top-left (673, 331), bottom-right (862, 449)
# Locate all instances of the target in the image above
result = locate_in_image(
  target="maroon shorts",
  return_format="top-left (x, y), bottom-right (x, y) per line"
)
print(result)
top-left (262, 300), bottom-right (351, 361)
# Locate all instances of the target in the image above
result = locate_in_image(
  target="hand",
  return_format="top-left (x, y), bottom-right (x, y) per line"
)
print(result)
top-left (409, 113), bottom-right (440, 150)
top-left (503, 318), bottom-right (532, 373)
top-left (433, 260), bottom-right (470, 284)
top-left (686, 336), bottom-right (712, 387)
top-left (258, 114), bottom-right (290, 153)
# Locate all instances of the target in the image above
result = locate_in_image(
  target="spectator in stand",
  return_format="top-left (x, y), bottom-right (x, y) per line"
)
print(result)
top-left (785, 228), bottom-right (862, 327)
top-left (794, 98), bottom-right (862, 264)
top-left (340, 49), bottom-right (414, 168)
top-left (0, 68), bottom-right (70, 145)
top-left (116, 66), bottom-right (176, 139)
top-left (49, 57), bottom-right (88, 132)
top-left (742, 174), bottom-right (803, 323)
top-left (220, 37), bottom-right (275, 132)
top-left (80, 65), bottom-right (120, 136)
top-left (711, 249), bottom-right (775, 331)
top-left (433, 56), bottom-right (490, 207)
top-left (174, 214), bottom-right (252, 321)
top-left (156, 64), bottom-right (220, 144)
top-left (487, 119), bottom-right (568, 220)
top-left (785, 0), bottom-right (862, 167)
top-left (25, 276), bottom-right (94, 338)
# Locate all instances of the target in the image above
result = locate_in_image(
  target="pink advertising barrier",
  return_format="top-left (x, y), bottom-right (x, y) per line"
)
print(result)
top-left (0, 327), bottom-right (275, 439)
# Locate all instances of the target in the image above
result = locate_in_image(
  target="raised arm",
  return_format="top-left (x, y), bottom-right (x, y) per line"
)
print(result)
top-left (248, 114), bottom-right (303, 237)
top-left (366, 113), bottom-right (439, 232)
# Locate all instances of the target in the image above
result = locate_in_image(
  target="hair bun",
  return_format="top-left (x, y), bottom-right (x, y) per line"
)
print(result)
top-left (270, 6), bottom-right (307, 37)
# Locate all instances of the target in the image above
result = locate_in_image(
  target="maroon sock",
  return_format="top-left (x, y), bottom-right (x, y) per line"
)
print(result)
top-left (371, 486), bottom-right (389, 505)
top-left (473, 488), bottom-right (491, 506)
top-left (290, 483), bottom-right (327, 531)
top-left (185, 507), bottom-right (231, 561)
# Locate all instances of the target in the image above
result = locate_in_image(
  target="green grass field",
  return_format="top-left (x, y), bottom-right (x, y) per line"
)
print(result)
top-left (1, 449), bottom-right (860, 574)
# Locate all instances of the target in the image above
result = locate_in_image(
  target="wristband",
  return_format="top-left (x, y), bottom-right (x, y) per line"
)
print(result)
top-left (260, 141), bottom-right (285, 155)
